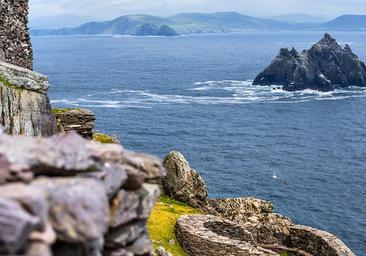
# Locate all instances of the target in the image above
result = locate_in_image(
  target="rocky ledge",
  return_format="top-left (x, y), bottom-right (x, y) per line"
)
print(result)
top-left (0, 131), bottom-right (165, 256)
top-left (0, 61), bottom-right (55, 136)
top-left (253, 33), bottom-right (366, 92)
top-left (160, 151), bottom-right (355, 256)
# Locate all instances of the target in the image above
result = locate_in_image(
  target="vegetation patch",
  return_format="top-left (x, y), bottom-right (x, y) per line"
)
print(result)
top-left (92, 132), bottom-right (119, 144)
top-left (0, 75), bottom-right (22, 91)
top-left (51, 107), bottom-right (79, 115)
top-left (147, 196), bottom-right (201, 256)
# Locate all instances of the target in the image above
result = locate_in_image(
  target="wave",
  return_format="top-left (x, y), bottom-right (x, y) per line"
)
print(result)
top-left (51, 80), bottom-right (366, 108)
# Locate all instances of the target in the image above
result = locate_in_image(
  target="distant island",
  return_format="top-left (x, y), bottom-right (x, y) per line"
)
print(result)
top-left (30, 12), bottom-right (366, 37)
top-left (253, 33), bottom-right (366, 92)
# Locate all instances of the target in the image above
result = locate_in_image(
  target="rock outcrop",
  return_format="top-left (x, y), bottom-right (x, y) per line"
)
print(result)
top-left (162, 151), bottom-right (208, 209)
top-left (53, 108), bottom-right (95, 139)
top-left (0, 132), bottom-right (165, 256)
top-left (0, 61), bottom-right (55, 136)
top-left (253, 33), bottom-right (366, 91)
top-left (135, 23), bottom-right (178, 36)
top-left (0, 0), bottom-right (33, 69)
top-left (164, 151), bottom-right (355, 256)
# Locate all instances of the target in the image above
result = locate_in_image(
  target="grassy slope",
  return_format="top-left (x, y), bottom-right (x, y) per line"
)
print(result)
top-left (147, 197), bottom-right (201, 255)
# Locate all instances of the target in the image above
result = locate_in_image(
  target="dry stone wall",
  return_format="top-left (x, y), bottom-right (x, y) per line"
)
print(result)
top-left (0, 132), bottom-right (165, 256)
top-left (0, 0), bottom-right (33, 70)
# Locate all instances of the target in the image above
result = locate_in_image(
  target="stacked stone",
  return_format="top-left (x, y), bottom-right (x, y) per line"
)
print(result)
top-left (54, 108), bottom-right (96, 139)
top-left (0, 132), bottom-right (165, 256)
top-left (0, 0), bottom-right (33, 70)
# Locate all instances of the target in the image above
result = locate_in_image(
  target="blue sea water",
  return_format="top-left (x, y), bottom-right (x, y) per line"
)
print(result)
top-left (32, 31), bottom-right (366, 254)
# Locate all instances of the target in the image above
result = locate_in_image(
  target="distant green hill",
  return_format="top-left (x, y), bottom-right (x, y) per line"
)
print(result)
top-left (30, 12), bottom-right (292, 36)
top-left (30, 12), bottom-right (366, 36)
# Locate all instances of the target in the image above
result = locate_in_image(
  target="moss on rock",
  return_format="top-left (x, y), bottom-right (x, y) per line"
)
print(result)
top-left (92, 132), bottom-right (119, 144)
top-left (147, 196), bottom-right (201, 256)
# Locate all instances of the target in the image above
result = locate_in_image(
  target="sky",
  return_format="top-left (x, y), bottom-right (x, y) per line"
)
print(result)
top-left (29, 0), bottom-right (366, 19)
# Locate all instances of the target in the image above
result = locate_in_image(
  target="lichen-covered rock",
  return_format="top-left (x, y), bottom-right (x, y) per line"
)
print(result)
top-left (253, 33), bottom-right (366, 91)
top-left (0, 0), bottom-right (33, 69)
top-left (175, 215), bottom-right (276, 256)
top-left (162, 151), bottom-right (208, 208)
top-left (0, 62), bottom-right (48, 92)
top-left (0, 62), bottom-right (55, 136)
top-left (207, 197), bottom-right (274, 220)
top-left (53, 108), bottom-right (95, 139)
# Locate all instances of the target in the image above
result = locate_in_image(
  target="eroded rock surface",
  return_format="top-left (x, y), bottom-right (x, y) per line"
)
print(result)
top-left (253, 33), bottom-right (366, 91)
top-left (162, 151), bottom-right (208, 208)
top-left (0, 61), bottom-right (55, 136)
top-left (53, 108), bottom-right (95, 139)
top-left (0, 132), bottom-right (164, 256)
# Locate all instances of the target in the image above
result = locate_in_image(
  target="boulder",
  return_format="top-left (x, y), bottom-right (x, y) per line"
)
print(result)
top-left (53, 108), bottom-right (95, 139)
top-left (162, 151), bottom-right (208, 208)
top-left (253, 33), bottom-right (366, 91)
top-left (0, 61), bottom-right (55, 136)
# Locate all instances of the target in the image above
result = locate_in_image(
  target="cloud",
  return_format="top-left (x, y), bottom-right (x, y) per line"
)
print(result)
top-left (29, 0), bottom-right (366, 19)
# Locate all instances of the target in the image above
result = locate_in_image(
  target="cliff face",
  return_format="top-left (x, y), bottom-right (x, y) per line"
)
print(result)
top-left (0, 0), bottom-right (33, 70)
top-left (0, 61), bottom-right (55, 136)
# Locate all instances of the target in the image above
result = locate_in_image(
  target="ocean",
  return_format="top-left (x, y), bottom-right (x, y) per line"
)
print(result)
top-left (32, 31), bottom-right (366, 254)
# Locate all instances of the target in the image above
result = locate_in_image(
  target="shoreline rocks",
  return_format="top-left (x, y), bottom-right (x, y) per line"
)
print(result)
top-left (253, 33), bottom-right (366, 92)
top-left (161, 151), bottom-right (355, 256)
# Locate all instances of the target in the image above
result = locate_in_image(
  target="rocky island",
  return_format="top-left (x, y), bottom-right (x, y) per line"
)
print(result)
top-left (253, 33), bottom-right (366, 91)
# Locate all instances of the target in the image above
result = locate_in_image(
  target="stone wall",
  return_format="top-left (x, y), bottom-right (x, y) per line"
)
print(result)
top-left (0, 0), bottom-right (33, 70)
top-left (0, 132), bottom-right (165, 255)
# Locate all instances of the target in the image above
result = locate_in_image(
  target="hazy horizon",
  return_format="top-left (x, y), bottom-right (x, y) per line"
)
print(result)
top-left (29, 0), bottom-right (366, 20)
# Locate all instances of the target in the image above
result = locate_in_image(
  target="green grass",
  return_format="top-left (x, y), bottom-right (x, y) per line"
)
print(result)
top-left (92, 132), bottom-right (119, 144)
top-left (147, 196), bottom-right (201, 256)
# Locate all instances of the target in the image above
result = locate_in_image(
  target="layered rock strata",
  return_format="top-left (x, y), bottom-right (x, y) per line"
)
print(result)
top-left (253, 33), bottom-right (366, 91)
top-left (0, 0), bottom-right (33, 69)
top-left (162, 151), bottom-right (354, 256)
top-left (0, 61), bottom-right (55, 136)
top-left (53, 108), bottom-right (96, 139)
top-left (0, 132), bottom-right (165, 256)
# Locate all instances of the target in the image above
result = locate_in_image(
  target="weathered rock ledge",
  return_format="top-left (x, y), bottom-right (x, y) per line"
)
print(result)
top-left (253, 33), bottom-right (366, 91)
top-left (0, 131), bottom-right (165, 256)
top-left (160, 151), bottom-right (354, 256)
top-left (0, 61), bottom-right (55, 136)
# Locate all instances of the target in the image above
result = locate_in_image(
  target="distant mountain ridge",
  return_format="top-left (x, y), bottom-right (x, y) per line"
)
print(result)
top-left (30, 12), bottom-right (366, 36)
top-left (320, 15), bottom-right (366, 30)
